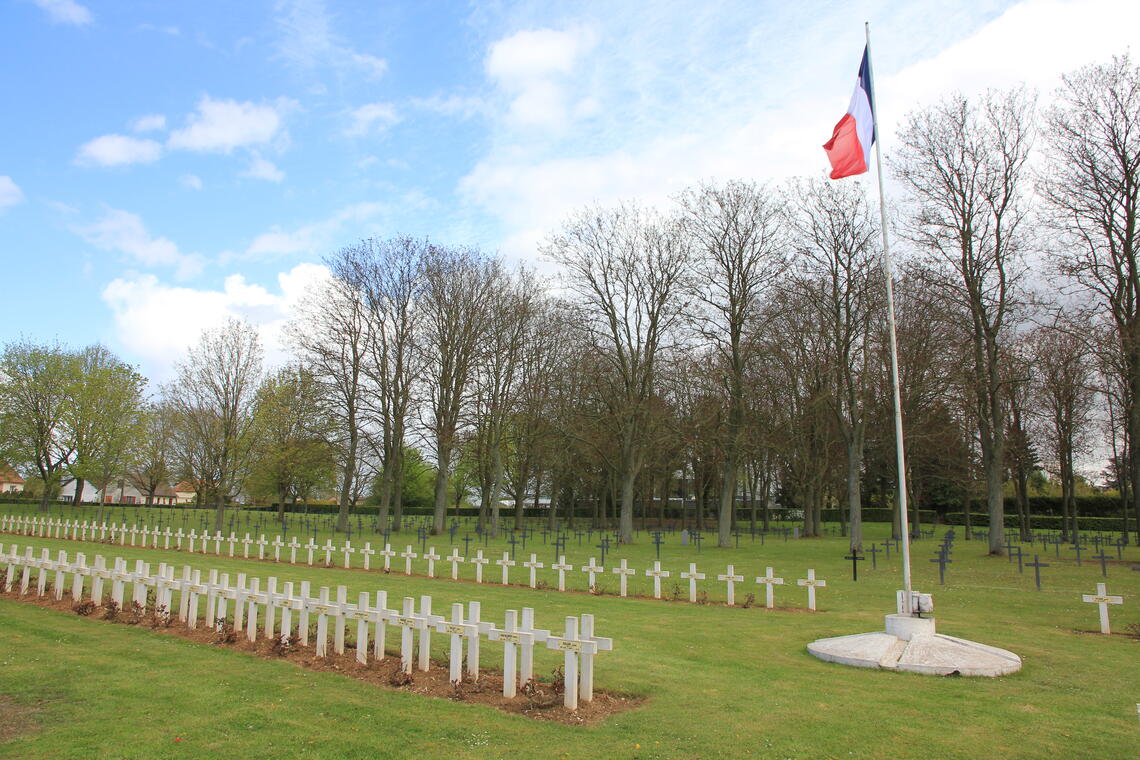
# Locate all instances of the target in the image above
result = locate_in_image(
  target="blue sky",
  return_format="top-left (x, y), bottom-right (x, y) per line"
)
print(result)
top-left (2, 0), bottom-right (1136, 383)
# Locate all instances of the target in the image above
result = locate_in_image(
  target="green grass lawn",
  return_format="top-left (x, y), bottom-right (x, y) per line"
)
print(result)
top-left (1, 503), bottom-right (1138, 759)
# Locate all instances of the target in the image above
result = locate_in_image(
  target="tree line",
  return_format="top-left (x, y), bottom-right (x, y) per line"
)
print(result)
top-left (2, 55), bottom-right (1138, 554)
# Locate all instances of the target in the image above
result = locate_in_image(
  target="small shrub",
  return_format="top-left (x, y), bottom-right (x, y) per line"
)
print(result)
top-left (549, 665), bottom-right (565, 695)
top-left (73, 601), bottom-right (96, 616)
top-left (271, 634), bottom-right (299, 656)
top-left (101, 601), bottom-right (120, 620)
top-left (125, 601), bottom-right (145, 625)
top-left (150, 605), bottom-right (172, 629)
top-left (669, 583), bottom-right (683, 601)
top-left (741, 592), bottom-right (756, 609)
top-left (1125, 621), bottom-right (1140, 639)
top-left (696, 591), bottom-right (709, 606)
top-left (389, 666), bottom-right (414, 687)
top-left (213, 619), bottom-right (237, 644)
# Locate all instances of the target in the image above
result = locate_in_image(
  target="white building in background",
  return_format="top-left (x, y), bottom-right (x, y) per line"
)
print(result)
top-left (58, 478), bottom-right (177, 506)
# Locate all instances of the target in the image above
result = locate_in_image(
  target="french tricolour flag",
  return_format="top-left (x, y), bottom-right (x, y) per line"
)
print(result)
top-left (823, 46), bottom-right (874, 179)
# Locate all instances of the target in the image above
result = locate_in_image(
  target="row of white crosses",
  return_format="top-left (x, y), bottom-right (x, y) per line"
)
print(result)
top-left (1, 516), bottom-right (829, 609)
top-left (0, 542), bottom-right (612, 710)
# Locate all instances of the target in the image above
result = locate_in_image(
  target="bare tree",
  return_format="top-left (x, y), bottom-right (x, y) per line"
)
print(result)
top-left (471, 268), bottom-right (537, 537)
top-left (290, 261), bottom-right (369, 533)
top-left (334, 237), bottom-right (424, 533)
top-left (788, 178), bottom-right (881, 551)
top-left (680, 179), bottom-right (788, 548)
top-left (167, 319), bottom-right (262, 531)
top-left (545, 204), bottom-right (691, 543)
top-left (1041, 54), bottom-right (1140, 542)
top-left (1030, 324), bottom-right (1095, 540)
top-left (419, 244), bottom-right (500, 535)
top-left (892, 88), bottom-right (1035, 555)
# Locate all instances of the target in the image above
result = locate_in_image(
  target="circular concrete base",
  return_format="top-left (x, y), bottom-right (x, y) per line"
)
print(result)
top-left (807, 615), bottom-right (1021, 677)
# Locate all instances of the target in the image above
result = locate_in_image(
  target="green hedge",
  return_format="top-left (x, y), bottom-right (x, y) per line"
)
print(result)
top-left (819, 508), bottom-right (938, 524)
top-left (944, 512), bottom-right (1130, 531)
top-left (968, 496), bottom-right (1125, 517)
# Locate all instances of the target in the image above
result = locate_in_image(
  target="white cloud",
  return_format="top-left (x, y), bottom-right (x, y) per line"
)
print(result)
top-left (101, 263), bottom-right (330, 380)
top-left (244, 201), bottom-right (388, 258)
top-left (130, 114), bottom-right (166, 133)
top-left (33, 0), bottom-right (92, 26)
top-left (77, 208), bottom-right (204, 279)
top-left (75, 134), bottom-right (163, 167)
top-left (274, 0), bottom-right (387, 78)
top-left (878, 0), bottom-right (1140, 133)
top-left (180, 174), bottom-right (203, 190)
top-left (485, 27), bottom-right (596, 128)
top-left (167, 96), bottom-right (292, 153)
top-left (0, 176), bottom-right (24, 209)
top-left (344, 102), bottom-right (399, 136)
top-left (411, 94), bottom-right (487, 120)
top-left (241, 155), bottom-right (285, 182)
top-left (460, 0), bottom-right (1140, 263)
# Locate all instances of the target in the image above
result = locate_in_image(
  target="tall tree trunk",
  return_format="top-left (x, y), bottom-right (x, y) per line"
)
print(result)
top-left (431, 443), bottom-right (451, 535)
top-left (717, 451), bottom-right (737, 547)
top-left (337, 426), bottom-right (359, 533)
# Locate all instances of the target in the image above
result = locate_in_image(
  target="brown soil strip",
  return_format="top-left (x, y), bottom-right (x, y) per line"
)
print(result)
top-left (0, 589), bottom-right (643, 726)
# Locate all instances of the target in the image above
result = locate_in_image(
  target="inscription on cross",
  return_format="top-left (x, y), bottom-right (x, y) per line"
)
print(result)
top-left (717, 565), bottom-right (744, 606)
top-left (645, 561), bottom-right (670, 600)
top-left (680, 562), bottom-right (705, 603)
top-left (523, 553), bottom-right (544, 588)
top-left (796, 569), bottom-right (826, 611)
top-left (611, 559), bottom-right (635, 597)
top-left (1082, 582), bottom-right (1123, 634)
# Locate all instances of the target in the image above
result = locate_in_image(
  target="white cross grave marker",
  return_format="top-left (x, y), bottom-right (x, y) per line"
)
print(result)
top-left (755, 567), bottom-right (784, 609)
top-left (497, 551), bottom-right (516, 585)
top-left (424, 547), bottom-right (440, 577)
top-left (436, 602), bottom-right (475, 683)
top-left (379, 543), bottom-right (396, 572)
top-left (612, 559), bottom-right (635, 597)
top-left (446, 547), bottom-right (464, 579)
top-left (582, 557), bottom-right (603, 592)
top-left (797, 569), bottom-right (826, 611)
top-left (1082, 582), bottom-right (1124, 634)
top-left (680, 563), bottom-right (706, 603)
top-left (552, 555), bottom-right (573, 591)
top-left (471, 549), bottom-right (489, 583)
top-left (718, 565), bottom-right (744, 606)
top-left (401, 545), bottom-right (418, 575)
top-left (523, 554), bottom-right (544, 588)
top-left (645, 560), bottom-right (671, 599)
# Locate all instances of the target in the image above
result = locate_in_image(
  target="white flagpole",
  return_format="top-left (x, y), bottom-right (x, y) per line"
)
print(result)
top-left (864, 22), bottom-right (913, 601)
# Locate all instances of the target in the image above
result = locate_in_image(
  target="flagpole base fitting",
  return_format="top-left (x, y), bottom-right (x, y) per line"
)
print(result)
top-left (807, 614), bottom-right (1021, 677)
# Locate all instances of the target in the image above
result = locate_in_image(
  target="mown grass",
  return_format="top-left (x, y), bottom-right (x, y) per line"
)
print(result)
top-left (1, 504), bottom-right (1138, 760)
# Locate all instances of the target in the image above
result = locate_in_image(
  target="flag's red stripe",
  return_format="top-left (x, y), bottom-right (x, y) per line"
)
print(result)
top-left (823, 113), bottom-right (867, 179)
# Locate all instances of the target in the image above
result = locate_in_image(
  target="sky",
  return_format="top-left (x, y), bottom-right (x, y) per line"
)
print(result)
top-left (2, 0), bottom-right (1137, 384)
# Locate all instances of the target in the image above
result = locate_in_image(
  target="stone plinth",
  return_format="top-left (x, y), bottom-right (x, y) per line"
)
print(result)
top-left (808, 613), bottom-right (1021, 677)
